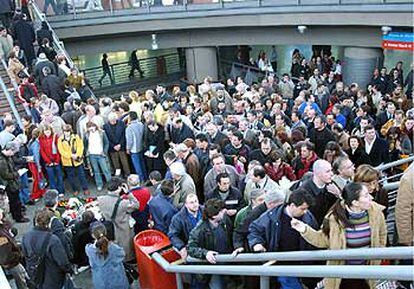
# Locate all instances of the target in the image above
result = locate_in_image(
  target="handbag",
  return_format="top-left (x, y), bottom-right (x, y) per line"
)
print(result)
top-left (123, 262), bottom-right (139, 284)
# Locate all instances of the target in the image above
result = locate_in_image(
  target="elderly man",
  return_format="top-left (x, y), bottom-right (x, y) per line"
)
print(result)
top-left (170, 162), bottom-right (196, 209)
top-left (298, 159), bottom-right (341, 226)
top-left (244, 165), bottom-right (281, 203)
top-left (332, 156), bottom-right (355, 191)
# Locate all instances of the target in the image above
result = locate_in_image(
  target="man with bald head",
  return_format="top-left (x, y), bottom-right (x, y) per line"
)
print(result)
top-left (298, 159), bottom-right (341, 225)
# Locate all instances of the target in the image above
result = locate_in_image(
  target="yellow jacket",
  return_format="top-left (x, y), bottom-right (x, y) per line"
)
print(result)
top-left (57, 134), bottom-right (84, 167)
top-left (301, 202), bottom-right (387, 289)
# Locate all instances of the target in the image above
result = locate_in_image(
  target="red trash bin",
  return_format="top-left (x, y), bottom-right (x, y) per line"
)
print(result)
top-left (134, 230), bottom-right (180, 289)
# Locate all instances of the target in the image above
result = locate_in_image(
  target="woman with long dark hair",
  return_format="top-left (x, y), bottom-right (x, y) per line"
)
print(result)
top-left (291, 182), bottom-right (387, 289)
top-left (86, 222), bottom-right (129, 289)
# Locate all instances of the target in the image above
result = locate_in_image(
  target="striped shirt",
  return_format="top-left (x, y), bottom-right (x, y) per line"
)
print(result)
top-left (345, 210), bottom-right (371, 265)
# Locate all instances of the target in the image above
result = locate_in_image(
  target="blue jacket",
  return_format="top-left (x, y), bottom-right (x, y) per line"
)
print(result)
top-left (85, 243), bottom-right (129, 289)
top-left (126, 120), bottom-right (144, 153)
top-left (248, 205), bottom-right (318, 251)
top-left (148, 192), bottom-right (178, 234)
top-left (168, 206), bottom-right (202, 250)
top-left (104, 120), bottom-right (127, 152)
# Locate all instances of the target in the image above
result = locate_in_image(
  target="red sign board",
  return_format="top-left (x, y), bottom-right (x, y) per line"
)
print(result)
top-left (382, 40), bottom-right (413, 51)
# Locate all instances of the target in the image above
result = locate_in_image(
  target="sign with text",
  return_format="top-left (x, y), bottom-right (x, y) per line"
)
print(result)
top-left (382, 32), bottom-right (414, 51)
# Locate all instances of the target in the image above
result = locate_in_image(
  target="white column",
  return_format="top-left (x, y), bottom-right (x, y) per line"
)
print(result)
top-left (185, 47), bottom-right (218, 83)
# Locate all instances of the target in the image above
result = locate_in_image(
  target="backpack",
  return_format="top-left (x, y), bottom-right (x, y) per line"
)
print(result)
top-left (26, 233), bottom-right (52, 289)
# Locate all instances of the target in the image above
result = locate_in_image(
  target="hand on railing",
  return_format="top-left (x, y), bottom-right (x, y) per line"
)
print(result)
top-left (205, 251), bottom-right (219, 264)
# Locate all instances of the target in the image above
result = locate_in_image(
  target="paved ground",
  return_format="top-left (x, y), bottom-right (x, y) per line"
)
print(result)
top-left (9, 178), bottom-right (141, 289)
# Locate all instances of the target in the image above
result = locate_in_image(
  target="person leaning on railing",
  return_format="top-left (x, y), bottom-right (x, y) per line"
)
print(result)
top-left (291, 182), bottom-right (387, 289)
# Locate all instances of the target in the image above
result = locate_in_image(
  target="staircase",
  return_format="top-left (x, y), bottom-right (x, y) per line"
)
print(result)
top-left (0, 62), bottom-right (26, 124)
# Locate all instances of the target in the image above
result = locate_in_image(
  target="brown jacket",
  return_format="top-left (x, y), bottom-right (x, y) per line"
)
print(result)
top-left (301, 202), bottom-right (387, 289)
top-left (395, 163), bottom-right (414, 245)
top-left (184, 152), bottom-right (201, 185)
top-left (0, 225), bottom-right (21, 268)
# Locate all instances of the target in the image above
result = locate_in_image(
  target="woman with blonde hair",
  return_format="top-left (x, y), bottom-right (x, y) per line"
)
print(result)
top-left (354, 164), bottom-right (388, 210)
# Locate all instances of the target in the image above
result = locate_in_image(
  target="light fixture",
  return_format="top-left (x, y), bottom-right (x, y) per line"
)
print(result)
top-left (151, 33), bottom-right (158, 50)
top-left (297, 25), bottom-right (307, 34)
top-left (381, 26), bottom-right (392, 35)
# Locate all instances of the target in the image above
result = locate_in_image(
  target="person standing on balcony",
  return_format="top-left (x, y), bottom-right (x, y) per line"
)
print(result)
top-left (98, 53), bottom-right (114, 87)
top-left (128, 49), bottom-right (144, 79)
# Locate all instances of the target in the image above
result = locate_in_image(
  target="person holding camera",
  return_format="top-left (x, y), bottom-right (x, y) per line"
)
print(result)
top-left (97, 177), bottom-right (140, 262)
top-left (57, 124), bottom-right (89, 196)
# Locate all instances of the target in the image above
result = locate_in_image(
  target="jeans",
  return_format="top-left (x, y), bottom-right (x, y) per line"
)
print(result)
top-left (209, 275), bottom-right (224, 289)
top-left (19, 172), bottom-right (30, 205)
top-left (131, 152), bottom-right (147, 182)
top-left (99, 69), bottom-right (114, 84)
top-left (45, 164), bottom-right (65, 194)
top-left (64, 164), bottom-right (89, 193)
top-left (89, 155), bottom-right (111, 188)
top-left (278, 276), bottom-right (303, 289)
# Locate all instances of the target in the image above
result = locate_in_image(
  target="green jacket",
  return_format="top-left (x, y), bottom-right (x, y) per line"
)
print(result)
top-left (0, 153), bottom-right (19, 191)
top-left (234, 205), bottom-right (252, 230)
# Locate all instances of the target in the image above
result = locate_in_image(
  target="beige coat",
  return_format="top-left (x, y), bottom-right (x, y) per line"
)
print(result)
top-left (301, 202), bottom-right (387, 289)
top-left (395, 163), bottom-right (414, 245)
top-left (98, 193), bottom-right (140, 261)
top-left (7, 58), bottom-right (25, 83)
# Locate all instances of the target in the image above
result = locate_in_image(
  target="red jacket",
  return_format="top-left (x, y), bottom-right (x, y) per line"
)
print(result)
top-left (39, 135), bottom-right (61, 165)
top-left (129, 187), bottom-right (151, 212)
top-left (293, 151), bottom-right (318, 179)
top-left (264, 162), bottom-right (297, 182)
top-left (18, 82), bottom-right (38, 103)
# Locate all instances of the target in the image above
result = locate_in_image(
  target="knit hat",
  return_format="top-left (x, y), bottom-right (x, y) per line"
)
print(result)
top-left (170, 162), bottom-right (186, 176)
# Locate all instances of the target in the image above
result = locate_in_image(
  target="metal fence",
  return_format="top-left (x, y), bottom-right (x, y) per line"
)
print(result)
top-left (152, 247), bottom-right (414, 289)
top-left (34, 0), bottom-right (412, 19)
top-left (80, 53), bottom-right (182, 89)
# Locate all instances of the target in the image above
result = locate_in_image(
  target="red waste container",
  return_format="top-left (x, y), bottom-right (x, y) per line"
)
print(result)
top-left (134, 230), bottom-right (180, 289)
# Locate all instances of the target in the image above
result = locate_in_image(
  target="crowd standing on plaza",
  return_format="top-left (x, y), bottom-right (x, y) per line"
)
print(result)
top-left (0, 7), bottom-right (414, 289)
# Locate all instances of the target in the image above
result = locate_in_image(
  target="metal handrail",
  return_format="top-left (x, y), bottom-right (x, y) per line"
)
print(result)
top-left (376, 155), bottom-right (414, 171)
top-left (29, 0), bottom-right (97, 100)
top-left (153, 251), bottom-right (413, 281)
top-left (0, 72), bottom-right (24, 129)
top-left (185, 246), bottom-right (413, 263)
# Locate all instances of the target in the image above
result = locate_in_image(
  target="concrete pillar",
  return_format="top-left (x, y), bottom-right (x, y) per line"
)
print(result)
top-left (185, 47), bottom-right (218, 83)
top-left (343, 47), bottom-right (383, 88)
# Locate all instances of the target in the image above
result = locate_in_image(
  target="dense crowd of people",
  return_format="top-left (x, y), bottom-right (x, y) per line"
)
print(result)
top-left (1, 7), bottom-right (414, 289)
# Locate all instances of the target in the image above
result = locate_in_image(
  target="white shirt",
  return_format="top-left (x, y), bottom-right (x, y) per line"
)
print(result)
top-left (365, 136), bottom-right (376, 155)
top-left (88, 131), bottom-right (103, 155)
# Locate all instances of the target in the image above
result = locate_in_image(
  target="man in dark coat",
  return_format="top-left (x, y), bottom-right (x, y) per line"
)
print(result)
top-left (128, 50), bottom-right (144, 78)
top-left (168, 193), bottom-right (202, 260)
top-left (0, 143), bottom-right (28, 222)
top-left (10, 14), bottom-right (36, 65)
top-left (188, 198), bottom-right (236, 286)
top-left (36, 21), bottom-right (53, 46)
top-left (375, 102), bottom-right (395, 131)
top-left (148, 180), bottom-right (178, 234)
top-left (170, 117), bottom-right (194, 145)
top-left (41, 66), bottom-right (65, 108)
top-left (22, 208), bottom-right (72, 289)
top-left (34, 53), bottom-right (56, 85)
top-left (363, 124), bottom-right (390, 167)
top-left (298, 160), bottom-right (341, 226)
top-left (206, 172), bottom-right (245, 220)
top-left (308, 115), bottom-right (336, 158)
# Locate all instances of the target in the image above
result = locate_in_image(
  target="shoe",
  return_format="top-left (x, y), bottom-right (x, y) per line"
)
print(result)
top-left (97, 186), bottom-right (103, 192)
top-left (58, 193), bottom-right (64, 198)
top-left (15, 217), bottom-right (30, 223)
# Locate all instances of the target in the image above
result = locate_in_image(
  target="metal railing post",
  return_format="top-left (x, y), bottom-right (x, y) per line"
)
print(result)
top-left (71, 0), bottom-right (77, 19)
top-left (260, 276), bottom-right (270, 289)
top-left (109, 0), bottom-right (114, 15)
top-left (110, 64), bottom-right (116, 84)
top-left (0, 76), bottom-right (23, 129)
top-left (176, 273), bottom-right (184, 289)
